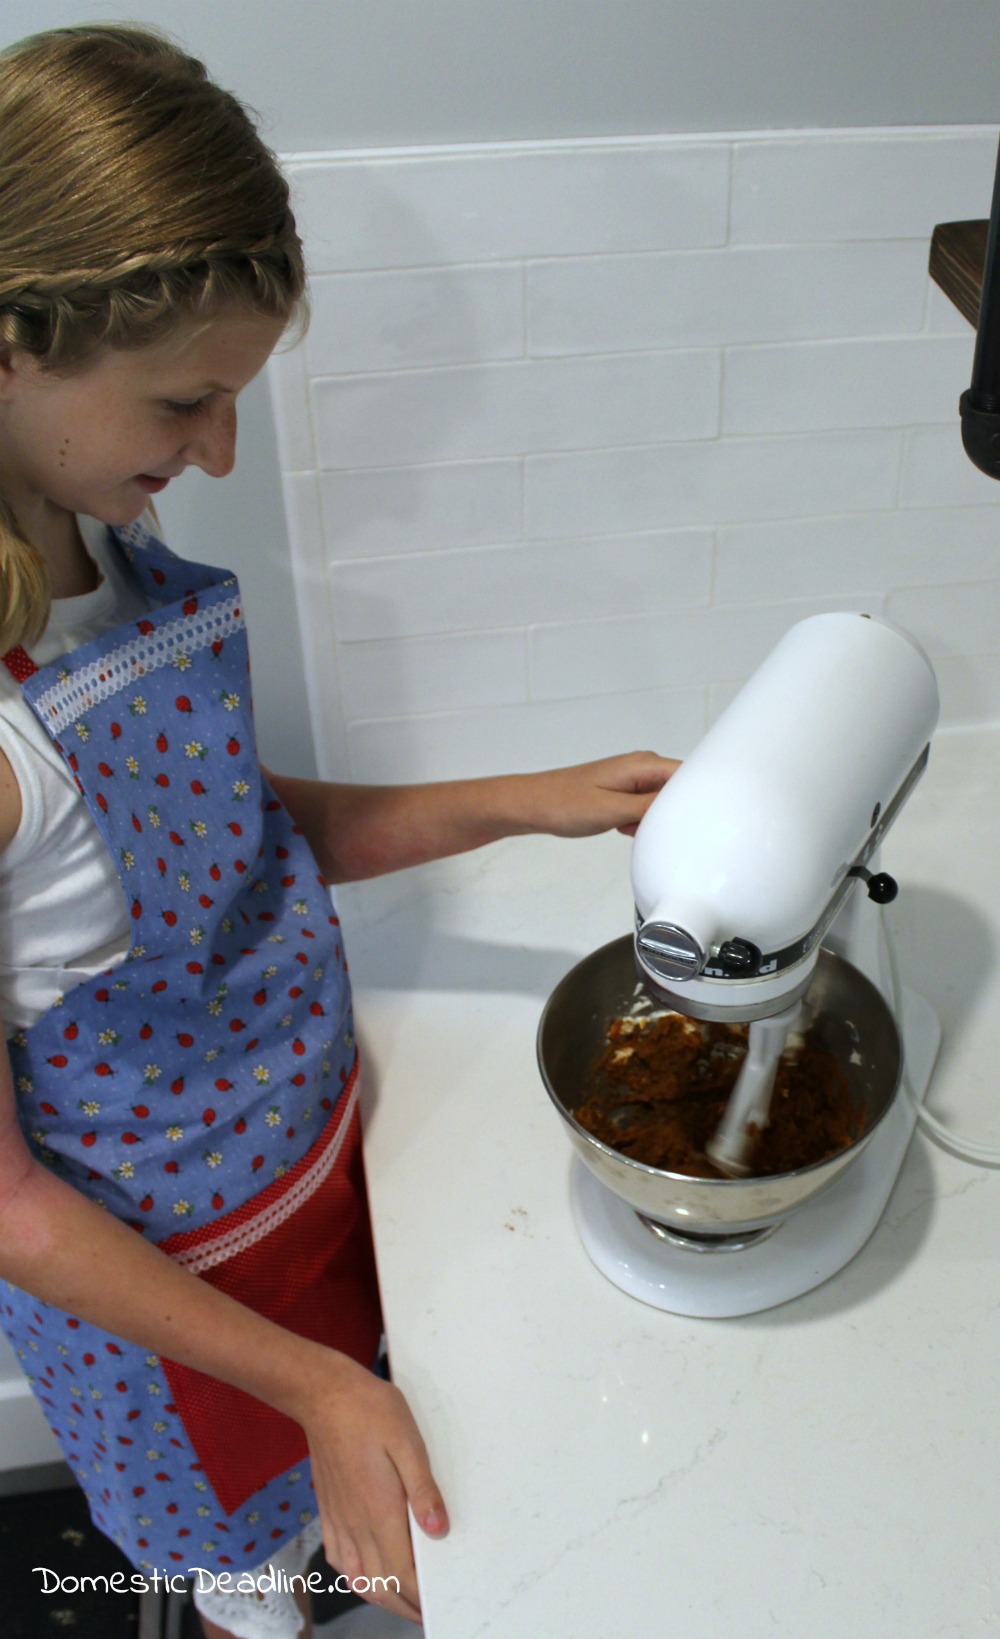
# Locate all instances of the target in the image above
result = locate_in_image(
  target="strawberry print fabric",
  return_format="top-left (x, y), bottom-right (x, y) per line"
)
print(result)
top-left (0, 520), bottom-right (381, 1572)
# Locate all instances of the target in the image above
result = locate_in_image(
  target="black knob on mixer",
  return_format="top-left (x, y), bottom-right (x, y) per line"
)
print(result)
top-left (848, 864), bottom-right (899, 904)
top-left (866, 872), bottom-right (898, 903)
top-left (717, 938), bottom-right (762, 976)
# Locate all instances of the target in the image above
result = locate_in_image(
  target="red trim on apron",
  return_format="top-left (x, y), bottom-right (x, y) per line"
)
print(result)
top-left (156, 1061), bottom-right (382, 1517)
top-left (2, 646), bottom-right (39, 683)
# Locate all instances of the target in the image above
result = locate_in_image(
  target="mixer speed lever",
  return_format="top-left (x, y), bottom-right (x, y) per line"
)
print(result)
top-left (849, 865), bottom-right (899, 903)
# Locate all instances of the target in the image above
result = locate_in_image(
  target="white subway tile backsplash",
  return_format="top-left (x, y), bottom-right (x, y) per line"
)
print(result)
top-left (267, 347), bottom-right (315, 472)
top-left (716, 507), bottom-right (1000, 606)
top-left (900, 425), bottom-right (1000, 507)
top-left (311, 351), bottom-right (721, 469)
top-left (305, 266), bottom-right (525, 376)
top-left (525, 429), bottom-right (903, 539)
top-left (707, 677), bottom-right (752, 721)
top-left (319, 461), bottom-right (523, 559)
top-left (731, 132), bottom-right (998, 245)
top-left (346, 686), bottom-right (709, 785)
top-left (721, 335), bottom-right (974, 435)
top-left (266, 125), bottom-right (1000, 786)
top-left (887, 579), bottom-right (1000, 656)
top-left (278, 469), bottom-right (348, 775)
top-left (924, 280), bottom-right (977, 337)
top-left (932, 652), bottom-right (1000, 726)
top-left (528, 242), bottom-right (930, 355)
top-left (530, 593), bottom-right (881, 703)
top-left (289, 144), bottom-right (730, 273)
top-left (338, 629), bottom-right (528, 720)
top-left (328, 530), bottom-right (713, 642)
top-left (279, 468), bottom-right (326, 593)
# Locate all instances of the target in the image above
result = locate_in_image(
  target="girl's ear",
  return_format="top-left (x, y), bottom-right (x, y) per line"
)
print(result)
top-left (0, 345), bottom-right (20, 397)
top-left (0, 347), bottom-right (37, 399)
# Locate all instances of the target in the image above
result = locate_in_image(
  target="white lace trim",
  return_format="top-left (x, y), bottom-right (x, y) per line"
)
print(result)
top-left (191, 1515), bottom-right (322, 1639)
top-left (33, 589), bottom-right (243, 728)
top-left (171, 1081), bottom-right (359, 1275)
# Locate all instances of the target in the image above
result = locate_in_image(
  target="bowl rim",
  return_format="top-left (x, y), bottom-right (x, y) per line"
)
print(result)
top-left (536, 935), bottom-right (902, 1191)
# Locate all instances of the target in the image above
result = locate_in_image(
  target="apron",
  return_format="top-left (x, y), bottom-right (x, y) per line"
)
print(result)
top-left (0, 519), bottom-right (382, 1572)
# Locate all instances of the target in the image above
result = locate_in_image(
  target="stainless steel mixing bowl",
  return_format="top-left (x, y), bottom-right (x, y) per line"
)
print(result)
top-left (537, 936), bottom-right (902, 1239)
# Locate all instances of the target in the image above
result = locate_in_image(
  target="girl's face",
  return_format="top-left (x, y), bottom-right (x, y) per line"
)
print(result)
top-left (0, 310), bottom-right (286, 530)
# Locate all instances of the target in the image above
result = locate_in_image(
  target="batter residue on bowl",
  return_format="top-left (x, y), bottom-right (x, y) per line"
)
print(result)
top-left (575, 1011), bottom-right (864, 1179)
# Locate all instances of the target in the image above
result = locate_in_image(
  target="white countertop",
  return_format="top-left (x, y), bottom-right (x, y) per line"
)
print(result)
top-left (340, 724), bottom-right (1000, 1639)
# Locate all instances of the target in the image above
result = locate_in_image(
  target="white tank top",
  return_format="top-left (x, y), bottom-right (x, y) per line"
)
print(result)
top-left (0, 518), bottom-right (156, 1032)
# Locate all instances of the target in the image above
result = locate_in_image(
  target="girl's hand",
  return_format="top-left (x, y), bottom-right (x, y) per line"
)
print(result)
top-left (518, 751), bottom-right (679, 839)
top-left (0, 1043), bottom-right (447, 1624)
top-left (298, 1352), bottom-right (448, 1624)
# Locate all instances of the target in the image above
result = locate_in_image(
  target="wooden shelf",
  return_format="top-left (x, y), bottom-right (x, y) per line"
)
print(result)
top-left (929, 219), bottom-right (988, 329)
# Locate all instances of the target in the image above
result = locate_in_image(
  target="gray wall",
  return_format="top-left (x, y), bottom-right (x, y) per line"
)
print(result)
top-left (3, 0), bottom-right (1000, 150)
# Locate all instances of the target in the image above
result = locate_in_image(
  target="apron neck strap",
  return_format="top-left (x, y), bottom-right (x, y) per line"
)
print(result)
top-left (2, 646), bottom-right (38, 683)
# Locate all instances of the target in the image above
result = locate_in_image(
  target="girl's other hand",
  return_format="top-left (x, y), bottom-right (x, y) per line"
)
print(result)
top-left (298, 1352), bottom-right (448, 1624)
top-left (523, 751), bottom-right (679, 839)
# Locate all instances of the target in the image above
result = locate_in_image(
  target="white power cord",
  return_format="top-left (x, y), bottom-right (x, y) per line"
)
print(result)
top-left (884, 915), bottom-right (1000, 1166)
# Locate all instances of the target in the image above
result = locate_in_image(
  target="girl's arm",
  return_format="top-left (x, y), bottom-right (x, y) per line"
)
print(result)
top-left (0, 1050), bottom-right (444, 1623)
top-left (268, 750), bottom-right (678, 884)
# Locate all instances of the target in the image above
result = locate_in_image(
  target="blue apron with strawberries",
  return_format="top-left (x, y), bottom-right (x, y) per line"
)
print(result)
top-left (0, 519), bottom-right (382, 1573)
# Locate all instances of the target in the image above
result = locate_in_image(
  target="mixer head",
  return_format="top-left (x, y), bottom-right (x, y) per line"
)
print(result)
top-left (631, 612), bottom-right (939, 1023)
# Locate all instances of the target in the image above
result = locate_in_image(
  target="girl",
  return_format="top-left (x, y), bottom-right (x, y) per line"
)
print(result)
top-left (0, 24), bottom-right (675, 1639)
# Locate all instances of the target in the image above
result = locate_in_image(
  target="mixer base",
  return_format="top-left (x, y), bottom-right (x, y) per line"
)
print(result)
top-left (570, 985), bottom-right (940, 1318)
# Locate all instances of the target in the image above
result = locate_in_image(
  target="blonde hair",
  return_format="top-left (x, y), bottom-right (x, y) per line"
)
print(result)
top-left (0, 24), bottom-right (306, 652)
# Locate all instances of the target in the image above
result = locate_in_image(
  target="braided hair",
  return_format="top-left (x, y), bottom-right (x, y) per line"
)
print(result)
top-left (0, 23), bottom-right (306, 650)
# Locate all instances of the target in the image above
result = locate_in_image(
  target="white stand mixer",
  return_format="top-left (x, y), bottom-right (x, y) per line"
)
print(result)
top-left (572, 612), bottom-right (941, 1318)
